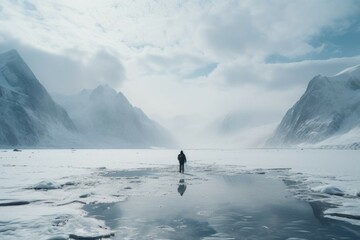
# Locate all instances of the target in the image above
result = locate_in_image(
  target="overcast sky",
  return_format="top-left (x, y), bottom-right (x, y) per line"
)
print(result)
top-left (1, 0), bottom-right (360, 147)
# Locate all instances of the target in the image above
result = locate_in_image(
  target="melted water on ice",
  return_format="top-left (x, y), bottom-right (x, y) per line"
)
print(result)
top-left (85, 172), bottom-right (360, 240)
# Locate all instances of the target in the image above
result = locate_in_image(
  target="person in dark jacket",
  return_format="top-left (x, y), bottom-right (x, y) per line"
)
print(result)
top-left (177, 150), bottom-right (186, 173)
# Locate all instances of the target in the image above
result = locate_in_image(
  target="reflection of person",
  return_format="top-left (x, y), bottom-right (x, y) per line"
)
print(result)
top-left (177, 150), bottom-right (187, 173)
top-left (177, 179), bottom-right (187, 196)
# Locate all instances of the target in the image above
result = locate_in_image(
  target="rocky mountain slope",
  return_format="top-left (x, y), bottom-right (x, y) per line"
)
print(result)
top-left (267, 64), bottom-right (360, 148)
top-left (0, 49), bottom-right (175, 148)
top-left (0, 50), bottom-right (76, 147)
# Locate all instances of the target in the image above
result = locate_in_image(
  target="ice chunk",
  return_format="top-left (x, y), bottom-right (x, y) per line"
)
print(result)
top-left (66, 216), bottom-right (114, 239)
top-left (33, 181), bottom-right (61, 190)
top-left (69, 232), bottom-right (115, 239)
top-left (79, 193), bottom-right (93, 198)
top-left (47, 236), bottom-right (68, 240)
top-left (63, 181), bottom-right (76, 186)
top-left (312, 185), bottom-right (344, 196)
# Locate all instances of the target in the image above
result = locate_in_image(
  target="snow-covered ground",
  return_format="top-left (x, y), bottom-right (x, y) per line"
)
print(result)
top-left (0, 149), bottom-right (359, 239)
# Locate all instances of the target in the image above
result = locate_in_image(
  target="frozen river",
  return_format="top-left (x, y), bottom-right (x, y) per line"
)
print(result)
top-left (0, 149), bottom-right (360, 239)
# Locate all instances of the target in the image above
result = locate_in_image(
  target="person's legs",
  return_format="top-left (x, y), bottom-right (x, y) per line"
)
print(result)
top-left (181, 164), bottom-right (184, 173)
top-left (179, 163), bottom-right (181, 173)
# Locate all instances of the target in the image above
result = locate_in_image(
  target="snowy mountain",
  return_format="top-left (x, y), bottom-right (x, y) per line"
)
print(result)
top-left (55, 85), bottom-right (176, 148)
top-left (267, 64), bottom-right (360, 148)
top-left (0, 50), bottom-right (76, 147)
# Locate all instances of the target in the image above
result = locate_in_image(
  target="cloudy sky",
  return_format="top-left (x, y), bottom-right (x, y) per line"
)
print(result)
top-left (1, 0), bottom-right (360, 147)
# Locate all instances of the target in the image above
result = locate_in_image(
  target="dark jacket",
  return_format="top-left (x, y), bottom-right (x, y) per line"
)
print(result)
top-left (178, 153), bottom-right (186, 164)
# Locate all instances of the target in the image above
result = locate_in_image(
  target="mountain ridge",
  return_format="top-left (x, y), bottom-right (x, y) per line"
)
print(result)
top-left (267, 64), bottom-right (360, 148)
top-left (0, 49), bottom-right (176, 148)
top-left (55, 84), bottom-right (176, 148)
top-left (0, 49), bottom-right (76, 147)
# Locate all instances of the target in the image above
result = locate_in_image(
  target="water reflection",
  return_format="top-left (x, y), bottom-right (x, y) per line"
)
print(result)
top-left (177, 179), bottom-right (187, 196)
top-left (88, 172), bottom-right (360, 240)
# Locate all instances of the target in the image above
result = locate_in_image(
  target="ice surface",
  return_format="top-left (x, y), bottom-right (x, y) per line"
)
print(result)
top-left (0, 149), bottom-right (360, 239)
top-left (104, 172), bottom-right (359, 239)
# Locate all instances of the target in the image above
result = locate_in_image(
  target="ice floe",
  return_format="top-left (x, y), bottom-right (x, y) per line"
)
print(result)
top-left (312, 185), bottom-right (345, 196)
top-left (33, 181), bottom-right (61, 190)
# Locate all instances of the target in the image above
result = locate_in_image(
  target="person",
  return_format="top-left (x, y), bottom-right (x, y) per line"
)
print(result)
top-left (177, 150), bottom-right (186, 173)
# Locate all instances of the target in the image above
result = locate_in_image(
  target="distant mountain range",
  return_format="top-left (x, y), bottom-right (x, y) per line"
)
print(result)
top-left (0, 49), bottom-right (176, 148)
top-left (55, 85), bottom-right (176, 148)
top-left (5, 49), bottom-right (360, 149)
top-left (267, 64), bottom-right (360, 149)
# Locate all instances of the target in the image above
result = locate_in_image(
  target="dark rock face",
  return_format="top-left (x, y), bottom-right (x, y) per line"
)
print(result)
top-left (267, 65), bottom-right (360, 147)
top-left (0, 50), bottom-right (75, 147)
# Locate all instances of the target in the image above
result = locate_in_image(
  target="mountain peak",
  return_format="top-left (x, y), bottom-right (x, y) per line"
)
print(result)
top-left (0, 49), bottom-right (22, 67)
top-left (0, 49), bottom-right (76, 147)
top-left (89, 85), bottom-right (119, 101)
top-left (0, 49), bottom-right (20, 57)
top-left (268, 63), bottom-right (360, 147)
top-left (92, 84), bottom-right (117, 95)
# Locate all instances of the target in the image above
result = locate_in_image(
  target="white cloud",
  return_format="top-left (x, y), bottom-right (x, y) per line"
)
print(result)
top-left (196, 0), bottom-right (358, 61)
top-left (2, 0), bottom-right (356, 61)
top-left (209, 55), bottom-right (360, 88)
top-left (1, 0), bottom-right (360, 147)
top-left (0, 40), bottom-right (125, 93)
